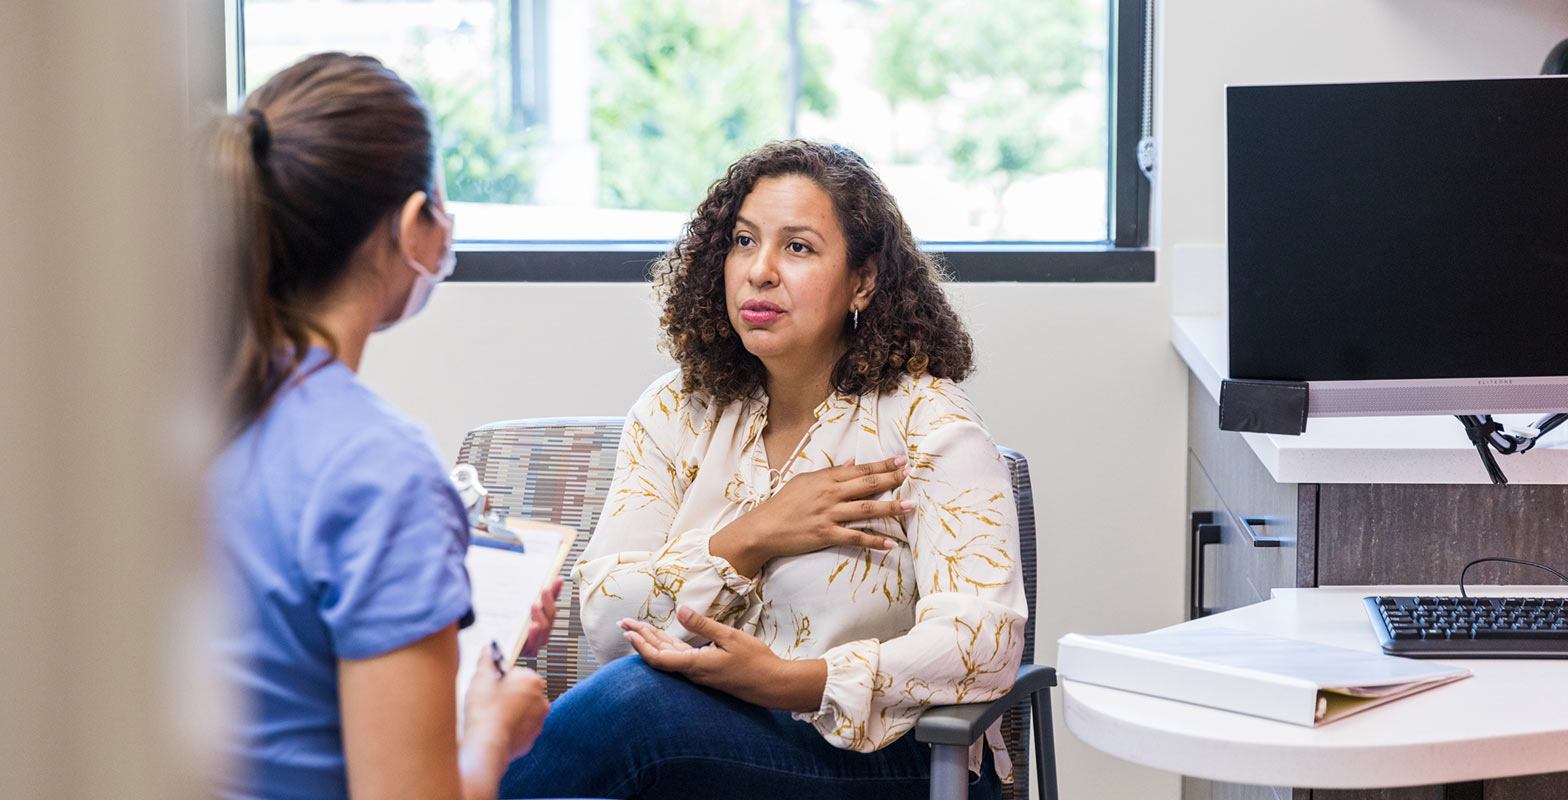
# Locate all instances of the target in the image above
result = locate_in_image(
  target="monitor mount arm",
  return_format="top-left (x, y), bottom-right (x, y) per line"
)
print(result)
top-left (1456, 414), bottom-right (1568, 486)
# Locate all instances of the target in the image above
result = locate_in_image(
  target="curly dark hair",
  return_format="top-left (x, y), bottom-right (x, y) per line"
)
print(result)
top-left (652, 139), bottom-right (974, 407)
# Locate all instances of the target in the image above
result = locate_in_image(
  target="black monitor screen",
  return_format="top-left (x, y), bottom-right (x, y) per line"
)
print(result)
top-left (1227, 77), bottom-right (1568, 382)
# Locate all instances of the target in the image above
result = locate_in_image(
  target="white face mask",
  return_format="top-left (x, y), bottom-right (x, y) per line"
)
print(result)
top-left (377, 204), bottom-right (455, 332)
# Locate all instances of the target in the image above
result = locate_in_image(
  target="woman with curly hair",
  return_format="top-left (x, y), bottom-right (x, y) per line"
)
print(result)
top-left (501, 140), bottom-right (1025, 800)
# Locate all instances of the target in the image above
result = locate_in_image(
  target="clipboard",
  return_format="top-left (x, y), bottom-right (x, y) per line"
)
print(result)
top-left (455, 517), bottom-right (575, 708)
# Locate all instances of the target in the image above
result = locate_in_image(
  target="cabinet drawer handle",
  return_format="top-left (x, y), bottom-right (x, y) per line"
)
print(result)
top-left (1236, 514), bottom-right (1286, 548)
top-left (1190, 511), bottom-right (1222, 619)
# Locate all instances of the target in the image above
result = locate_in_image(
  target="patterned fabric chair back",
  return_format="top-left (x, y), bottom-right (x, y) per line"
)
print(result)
top-left (457, 420), bottom-right (1038, 799)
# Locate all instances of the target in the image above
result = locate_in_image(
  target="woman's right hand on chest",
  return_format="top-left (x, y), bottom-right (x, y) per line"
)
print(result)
top-left (710, 456), bottom-right (911, 578)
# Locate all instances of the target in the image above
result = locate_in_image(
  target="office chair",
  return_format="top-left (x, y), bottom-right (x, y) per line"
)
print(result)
top-left (916, 446), bottom-right (1058, 800)
top-left (456, 419), bottom-right (1058, 800)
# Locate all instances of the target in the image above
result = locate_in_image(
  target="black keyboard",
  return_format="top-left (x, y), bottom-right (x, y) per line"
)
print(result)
top-left (1364, 596), bottom-right (1568, 658)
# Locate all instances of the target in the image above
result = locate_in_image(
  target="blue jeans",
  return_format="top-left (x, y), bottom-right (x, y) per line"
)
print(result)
top-left (499, 656), bottom-right (1002, 800)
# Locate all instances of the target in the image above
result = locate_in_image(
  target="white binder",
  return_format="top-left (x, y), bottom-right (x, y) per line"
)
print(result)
top-left (1057, 627), bottom-right (1471, 727)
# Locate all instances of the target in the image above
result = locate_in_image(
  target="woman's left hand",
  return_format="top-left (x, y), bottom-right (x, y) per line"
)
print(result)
top-left (620, 607), bottom-right (827, 713)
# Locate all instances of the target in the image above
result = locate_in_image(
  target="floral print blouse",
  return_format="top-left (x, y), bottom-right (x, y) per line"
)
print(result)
top-left (574, 369), bottom-right (1028, 778)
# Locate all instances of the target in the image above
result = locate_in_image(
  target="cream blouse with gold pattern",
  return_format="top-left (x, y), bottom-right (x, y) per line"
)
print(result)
top-left (575, 370), bottom-right (1028, 777)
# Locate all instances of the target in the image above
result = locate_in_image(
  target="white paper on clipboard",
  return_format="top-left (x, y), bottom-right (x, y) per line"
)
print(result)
top-left (455, 518), bottom-right (575, 715)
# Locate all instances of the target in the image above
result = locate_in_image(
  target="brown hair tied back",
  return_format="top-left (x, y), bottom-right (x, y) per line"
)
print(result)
top-left (651, 139), bottom-right (974, 407)
top-left (248, 110), bottom-right (271, 161)
top-left (213, 52), bottom-right (436, 435)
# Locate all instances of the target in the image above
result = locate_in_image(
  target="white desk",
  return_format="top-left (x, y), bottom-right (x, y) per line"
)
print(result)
top-left (1061, 586), bottom-right (1568, 791)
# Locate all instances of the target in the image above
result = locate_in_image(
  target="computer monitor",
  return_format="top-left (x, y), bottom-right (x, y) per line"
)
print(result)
top-left (1226, 76), bottom-right (1568, 418)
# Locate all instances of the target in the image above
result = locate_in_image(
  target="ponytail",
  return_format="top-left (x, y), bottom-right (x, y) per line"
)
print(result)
top-left (214, 110), bottom-right (276, 434)
top-left (213, 53), bottom-right (434, 437)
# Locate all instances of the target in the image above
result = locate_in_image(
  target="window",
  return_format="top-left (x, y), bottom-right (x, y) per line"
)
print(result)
top-left (234, 0), bottom-right (1152, 280)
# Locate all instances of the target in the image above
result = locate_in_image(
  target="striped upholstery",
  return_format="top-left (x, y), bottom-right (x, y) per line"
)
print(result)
top-left (456, 419), bottom-right (1039, 797)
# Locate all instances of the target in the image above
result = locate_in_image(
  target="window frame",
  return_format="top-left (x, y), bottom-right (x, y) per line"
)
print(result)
top-left (229, 0), bottom-right (1154, 283)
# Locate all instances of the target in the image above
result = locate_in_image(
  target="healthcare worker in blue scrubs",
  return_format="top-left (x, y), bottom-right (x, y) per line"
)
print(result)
top-left (209, 52), bottom-right (558, 800)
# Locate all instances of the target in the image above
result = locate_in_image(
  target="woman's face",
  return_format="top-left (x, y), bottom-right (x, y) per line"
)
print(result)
top-left (724, 174), bottom-right (872, 376)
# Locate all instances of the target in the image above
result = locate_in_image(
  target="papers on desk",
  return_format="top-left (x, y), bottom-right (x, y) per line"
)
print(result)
top-left (1057, 627), bottom-right (1471, 727)
top-left (455, 518), bottom-right (574, 713)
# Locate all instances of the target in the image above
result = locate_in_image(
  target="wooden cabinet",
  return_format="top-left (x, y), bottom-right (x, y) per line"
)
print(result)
top-left (1183, 374), bottom-right (1568, 800)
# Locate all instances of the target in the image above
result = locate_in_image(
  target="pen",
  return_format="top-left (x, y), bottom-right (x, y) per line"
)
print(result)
top-left (489, 640), bottom-right (507, 676)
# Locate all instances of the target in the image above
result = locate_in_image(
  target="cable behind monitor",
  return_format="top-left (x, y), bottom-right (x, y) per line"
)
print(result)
top-left (1455, 414), bottom-right (1568, 485)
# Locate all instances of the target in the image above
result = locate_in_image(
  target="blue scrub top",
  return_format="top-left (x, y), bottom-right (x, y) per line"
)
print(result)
top-left (211, 348), bottom-right (471, 800)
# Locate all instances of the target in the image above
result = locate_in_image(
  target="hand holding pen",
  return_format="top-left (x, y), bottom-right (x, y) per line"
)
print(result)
top-left (462, 648), bottom-right (550, 764)
top-left (460, 577), bottom-right (565, 762)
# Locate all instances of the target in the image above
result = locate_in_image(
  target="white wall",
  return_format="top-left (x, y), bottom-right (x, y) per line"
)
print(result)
top-left (1160, 0), bottom-right (1568, 250)
top-left (361, 3), bottom-right (1568, 799)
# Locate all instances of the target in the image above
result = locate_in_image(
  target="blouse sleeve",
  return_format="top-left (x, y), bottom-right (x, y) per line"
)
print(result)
top-left (574, 373), bottom-right (758, 664)
top-left (794, 381), bottom-right (1028, 752)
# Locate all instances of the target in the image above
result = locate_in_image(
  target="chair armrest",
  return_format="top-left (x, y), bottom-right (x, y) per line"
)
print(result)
top-left (912, 663), bottom-right (1057, 747)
